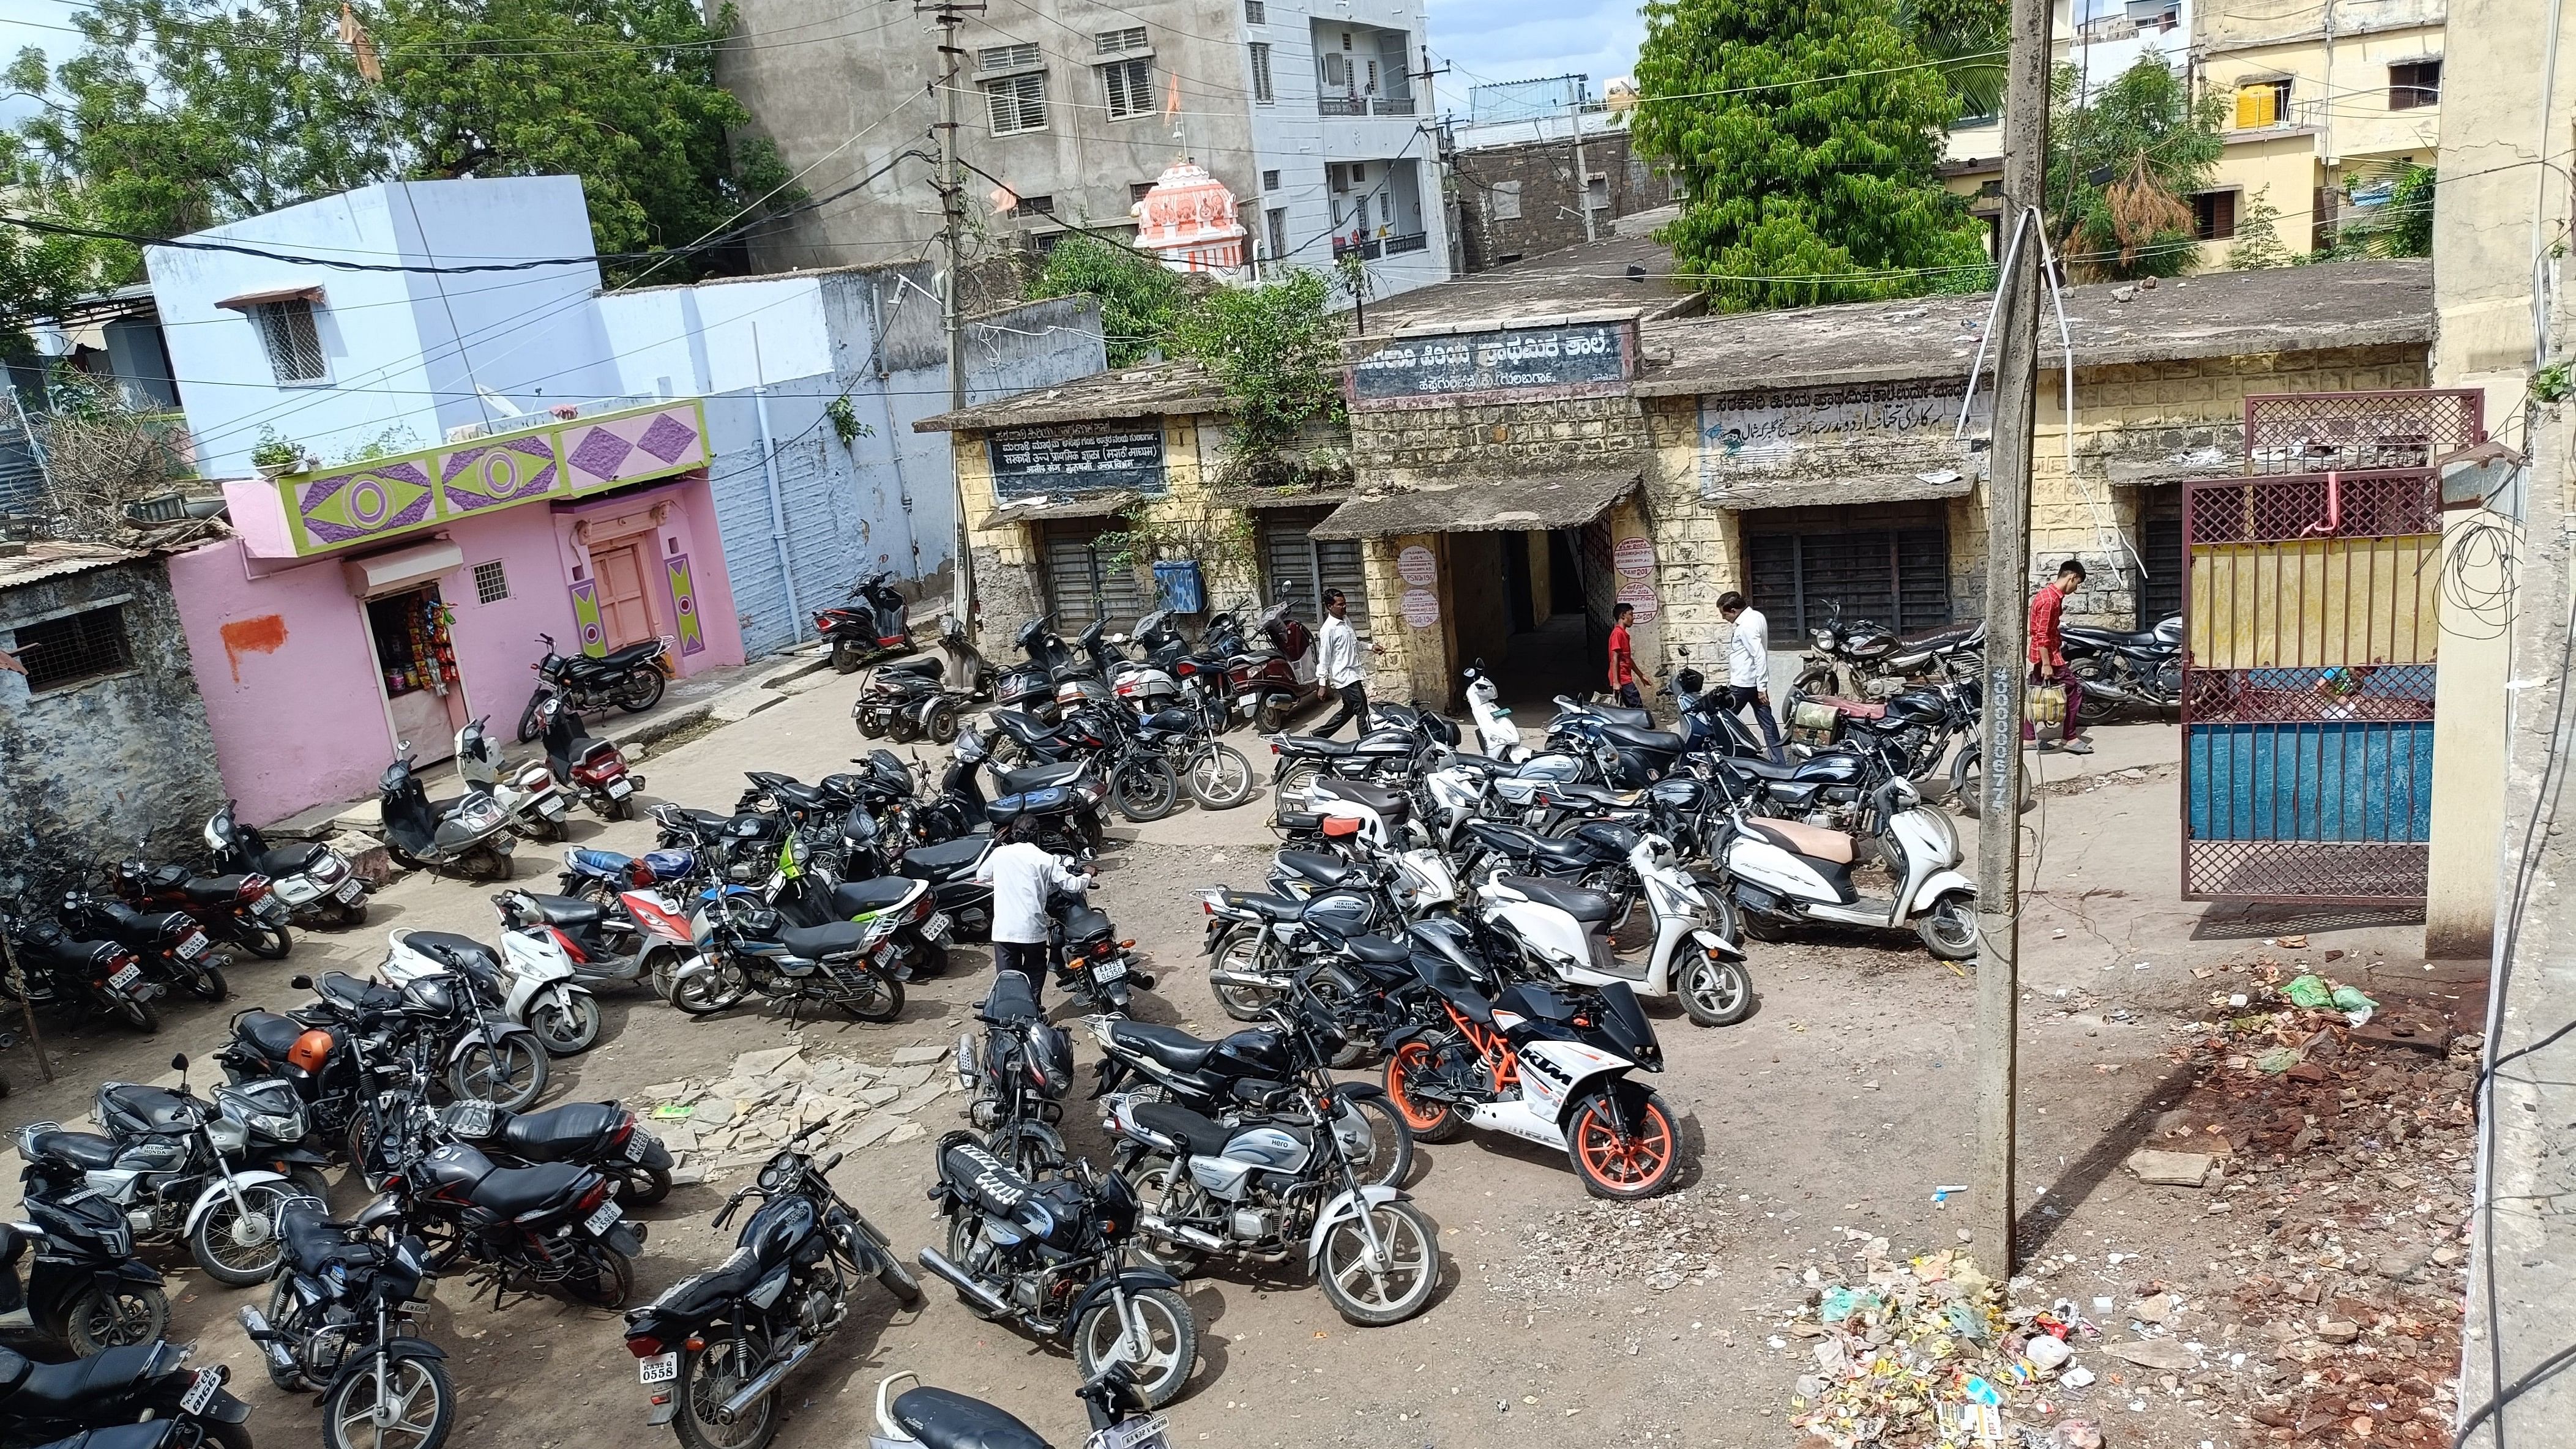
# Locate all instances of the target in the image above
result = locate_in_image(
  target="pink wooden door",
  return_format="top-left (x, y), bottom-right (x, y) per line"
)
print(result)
top-left (594, 543), bottom-right (657, 649)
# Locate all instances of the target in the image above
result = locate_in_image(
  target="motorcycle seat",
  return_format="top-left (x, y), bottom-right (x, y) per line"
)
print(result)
top-left (179, 873), bottom-right (254, 905)
top-left (1311, 777), bottom-right (1410, 824)
top-left (1516, 834), bottom-right (1600, 872)
top-left (278, 1202), bottom-right (377, 1277)
top-left (875, 655), bottom-right (946, 679)
top-left (2063, 624), bottom-right (2165, 649)
top-left (901, 835), bottom-right (990, 880)
top-left (1129, 1100), bottom-right (1234, 1159)
top-left (1272, 734), bottom-right (1356, 759)
top-left (594, 641), bottom-right (665, 672)
top-left (635, 1244), bottom-right (764, 1322)
top-left (1723, 757), bottom-right (1804, 781)
top-left (1274, 851), bottom-right (1353, 889)
top-left (315, 972), bottom-right (408, 1013)
top-left (237, 1009), bottom-right (308, 1060)
top-left (1898, 622), bottom-right (1982, 650)
top-left (890, 1385), bottom-right (1050, 1449)
top-left (471, 1160), bottom-right (591, 1218)
top-left (24, 1128), bottom-right (119, 1172)
top-left (980, 972), bottom-right (1040, 1024)
top-left (1063, 906), bottom-right (1114, 944)
top-left (1597, 721), bottom-right (1686, 753)
top-left (1576, 701), bottom-right (1654, 729)
top-left (497, 1101), bottom-right (624, 1158)
top-left (1499, 876), bottom-right (1619, 924)
top-left (1809, 696), bottom-right (1887, 721)
top-left (985, 788), bottom-right (1070, 825)
top-left (776, 920), bottom-right (873, 960)
top-left (27, 1425), bottom-right (184, 1449)
top-left (1553, 782), bottom-right (1643, 810)
top-left (829, 877), bottom-right (919, 917)
top-left (993, 761), bottom-right (1085, 795)
top-left (1345, 934), bottom-right (1410, 966)
top-left (767, 780), bottom-right (833, 814)
top-left (0, 1343), bottom-right (160, 1410)
top-left (518, 894), bottom-right (605, 929)
top-left (1217, 890), bottom-right (1305, 922)
top-left (403, 932), bottom-right (501, 976)
top-left (668, 809), bottom-right (735, 838)
top-left (1102, 1019), bottom-right (1219, 1073)
top-left (1745, 818), bottom-right (1859, 866)
top-left (99, 1083), bottom-right (196, 1134)
top-left (253, 843), bottom-right (327, 877)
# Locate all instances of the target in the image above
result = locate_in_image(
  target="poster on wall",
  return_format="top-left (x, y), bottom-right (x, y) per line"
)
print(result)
top-left (1618, 578), bottom-right (1659, 625)
top-left (988, 422), bottom-right (1168, 498)
top-left (1347, 318), bottom-right (1638, 411)
top-left (1397, 545), bottom-right (1438, 586)
top-left (1400, 589), bottom-right (1442, 629)
top-left (1613, 535), bottom-right (1655, 579)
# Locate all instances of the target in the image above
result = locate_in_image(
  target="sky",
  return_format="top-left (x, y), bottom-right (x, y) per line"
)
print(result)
top-left (1422, 0), bottom-right (1645, 106)
top-left (0, 0), bottom-right (80, 126)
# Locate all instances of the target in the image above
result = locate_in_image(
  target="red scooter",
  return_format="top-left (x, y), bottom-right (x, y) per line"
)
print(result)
top-left (540, 696), bottom-right (646, 821)
top-left (1227, 599), bottom-right (1324, 733)
top-left (111, 855), bottom-right (294, 959)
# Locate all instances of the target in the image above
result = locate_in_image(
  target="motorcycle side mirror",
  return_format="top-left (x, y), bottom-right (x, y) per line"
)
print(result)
top-left (170, 1052), bottom-right (189, 1074)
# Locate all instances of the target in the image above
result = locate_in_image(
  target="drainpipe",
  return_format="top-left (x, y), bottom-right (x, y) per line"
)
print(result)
top-left (750, 323), bottom-right (805, 644)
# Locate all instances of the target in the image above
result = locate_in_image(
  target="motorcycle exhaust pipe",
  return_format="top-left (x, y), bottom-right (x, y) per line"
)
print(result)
top-left (914, 1246), bottom-right (1012, 1317)
top-left (1139, 1213), bottom-right (1228, 1253)
top-left (716, 1338), bottom-right (815, 1421)
top-left (236, 1307), bottom-right (300, 1376)
top-left (1205, 969), bottom-right (1288, 989)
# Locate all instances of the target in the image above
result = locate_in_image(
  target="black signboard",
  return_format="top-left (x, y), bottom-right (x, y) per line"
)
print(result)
top-left (1347, 318), bottom-right (1637, 411)
top-left (988, 423), bottom-right (1168, 498)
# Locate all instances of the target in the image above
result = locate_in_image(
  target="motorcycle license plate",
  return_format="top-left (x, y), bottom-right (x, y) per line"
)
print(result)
top-left (922, 912), bottom-right (951, 941)
top-left (1098, 1417), bottom-right (1170, 1449)
top-left (108, 964), bottom-right (142, 991)
top-left (180, 1366), bottom-right (222, 1415)
top-left (175, 934), bottom-right (207, 959)
top-left (637, 1352), bottom-right (678, 1386)
top-left (335, 878), bottom-right (366, 903)
top-left (1092, 959), bottom-right (1129, 983)
top-left (584, 1200), bottom-right (624, 1236)
top-left (625, 1133), bottom-right (652, 1163)
top-left (608, 779), bottom-right (635, 799)
top-left (1238, 697), bottom-right (1258, 715)
top-left (256, 897), bottom-right (289, 923)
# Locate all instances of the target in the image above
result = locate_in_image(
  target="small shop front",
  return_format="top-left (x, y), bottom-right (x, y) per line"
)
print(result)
top-left (168, 400), bottom-right (743, 824)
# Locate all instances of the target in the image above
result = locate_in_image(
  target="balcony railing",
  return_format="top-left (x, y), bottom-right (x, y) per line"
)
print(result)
top-left (1383, 232), bottom-right (1428, 255)
top-left (1331, 233), bottom-right (1430, 260)
top-left (1317, 95), bottom-right (1415, 117)
top-left (1372, 97), bottom-right (1414, 116)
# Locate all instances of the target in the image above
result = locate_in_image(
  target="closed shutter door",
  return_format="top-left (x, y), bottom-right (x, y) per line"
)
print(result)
top-left (1743, 514), bottom-right (1952, 636)
top-left (2137, 487), bottom-right (2184, 622)
top-left (1260, 510), bottom-right (1369, 628)
top-left (1040, 524), bottom-right (1147, 635)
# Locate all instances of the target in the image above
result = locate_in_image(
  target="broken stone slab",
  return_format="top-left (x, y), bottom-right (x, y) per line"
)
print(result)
top-left (2126, 1150), bottom-right (2215, 1187)
top-left (892, 1082), bottom-right (952, 1118)
top-left (731, 1046), bottom-right (804, 1080)
top-left (693, 1100), bottom-right (736, 1127)
top-left (856, 1086), bottom-right (902, 1108)
top-left (657, 1127), bottom-right (699, 1153)
top-left (890, 1045), bottom-right (949, 1066)
top-left (839, 1117), bottom-right (902, 1152)
top-left (2100, 1338), bottom-right (2197, 1371)
top-left (668, 1166), bottom-right (709, 1187)
top-left (879, 1063), bottom-right (939, 1091)
top-left (884, 1122), bottom-right (927, 1147)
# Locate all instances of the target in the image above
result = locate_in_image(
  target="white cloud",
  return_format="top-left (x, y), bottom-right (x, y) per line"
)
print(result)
top-left (1424, 0), bottom-right (1644, 101)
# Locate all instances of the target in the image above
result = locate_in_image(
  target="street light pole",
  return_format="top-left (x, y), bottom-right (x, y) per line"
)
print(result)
top-left (922, 0), bottom-right (985, 633)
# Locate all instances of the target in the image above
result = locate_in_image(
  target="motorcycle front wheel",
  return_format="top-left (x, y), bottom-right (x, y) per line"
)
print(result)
top-left (236, 922), bottom-right (293, 959)
top-left (59, 1281), bottom-right (168, 1356)
top-left (191, 1178), bottom-right (298, 1285)
top-left (529, 988), bottom-right (601, 1056)
top-left (1186, 742), bottom-right (1255, 810)
top-left (1678, 954), bottom-right (1755, 1028)
top-left (674, 1338), bottom-right (777, 1449)
top-left (516, 690), bottom-right (548, 744)
top-left (323, 1351), bottom-right (453, 1449)
top-left (1111, 758), bottom-right (1179, 823)
top-left (1916, 890), bottom-right (1981, 961)
top-left (1566, 1089), bottom-right (1681, 1201)
top-left (1072, 1286), bottom-right (1197, 1410)
top-left (618, 666), bottom-right (666, 714)
top-left (1316, 1199), bottom-right (1438, 1327)
top-left (449, 1035), bottom-right (548, 1111)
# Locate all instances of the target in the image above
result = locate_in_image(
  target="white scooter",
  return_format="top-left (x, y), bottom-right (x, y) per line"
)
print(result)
top-left (1461, 663), bottom-right (1528, 761)
top-left (384, 920), bottom-right (602, 1056)
top-left (457, 716), bottom-right (573, 842)
top-left (1471, 833), bottom-right (1755, 1027)
top-left (1707, 770), bottom-right (1978, 959)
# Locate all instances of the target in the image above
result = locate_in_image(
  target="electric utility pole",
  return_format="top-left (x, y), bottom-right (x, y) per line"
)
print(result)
top-left (1566, 78), bottom-right (1597, 244)
top-left (1972, 0), bottom-right (2053, 1276)
top-left (922, 0), bottom-right (984, 631)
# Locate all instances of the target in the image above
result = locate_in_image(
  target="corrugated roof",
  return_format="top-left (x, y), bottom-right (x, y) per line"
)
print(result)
top-left (0, 540), bottom-right (148, 592)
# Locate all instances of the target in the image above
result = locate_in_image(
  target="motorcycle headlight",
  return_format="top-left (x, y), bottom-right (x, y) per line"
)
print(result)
top-left (252, 1110), bottom-right (303, 1139)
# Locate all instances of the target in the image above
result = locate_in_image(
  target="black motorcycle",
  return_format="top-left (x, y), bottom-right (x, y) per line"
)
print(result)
top-left (516, 631), bottom-right (668, 743)
top-left (0, 1161), bottom-right (168, 1358)
top-left (239, 1194), bottom-right (450, 1449)
top-left (818, 570), bottom-right (914, 674)
top-left (2061, 611), bottom-right (2184, 718)
top-left (433, 1097), bottom-right (674, 1206)
top-left (55, 890), bottom-right (228, 1003)
top-left (619, 1123), bottom-right (919, 1449)
top-left (379, 1127), bottom-right (644, 1309)
top-left (870, 1364), bottom-right (1165, 1449)
top-left (914, 1143), bottom-right (1197, 1410)
top-left (666, 888), bottom-right (906, 1022)
top-left (1, 914), bottom-right (158, 1034)
top-left (0, 1339), bottom-right (252, 1449)
top-left (954, 972), bottom-right (1075, 1175)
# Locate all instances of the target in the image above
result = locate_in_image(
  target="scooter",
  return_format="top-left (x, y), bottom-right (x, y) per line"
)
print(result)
top-left (540, 696), bottom-right (645, 821)
top-left (497, 886), bottom-right (682, 995)
top-left (1460, 662), bottom-right (1528, 761)
top-left (1706, 769), bottom-right (1979, 959)
top-left (1105, 610), bottom-right (1185, 717)
top-left (203, 799), bottom-right (368, 928)
top-left (0, 1158), bottom-right (170, 1359)
top-left (384, 917), bottom-right (602, 1056)
top-left (1228, 599), bottom-right (1323, 733)
top-left (517, 631), bottom-right (668, 742)
top-left (457, 715), bottom-right (574, 841)
top-left (819, 569), bottom-right (915, 673)
top-left (1471, 835), bottom-right (1755, 1027)
top-left (378, 750), bottom-right (515, 880)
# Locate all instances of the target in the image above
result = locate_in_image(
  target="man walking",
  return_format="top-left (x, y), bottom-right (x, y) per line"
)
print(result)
top-left (2027, 559), bottom-right (2091, 755)
top-left (974, 816), bottom-right (1091, 1007)
top-left (1607, 602), bottom-right (1644, 710)
top-left (1312, 588), bottom-right (1376, 737)
top-left (1716, 592), bottom-right (1785, 764)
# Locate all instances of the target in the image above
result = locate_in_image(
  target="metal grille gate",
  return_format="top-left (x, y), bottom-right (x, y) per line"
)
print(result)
top-left (2179, 390), bottom-right (2482, 903)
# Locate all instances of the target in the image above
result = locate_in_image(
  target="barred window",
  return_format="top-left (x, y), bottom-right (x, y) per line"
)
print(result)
top-left (985, 71), bottom-right (1047, 135)
top-left (1101, 58), bottom-right (1154, 118)
top-left (1096, 26), bottom-right (1148, 54)
top-left (1244, 0), bottom-right (1264, 22)
top-left (472, 559), bottom-right (510, 604)
top-left (977, 42), bottom-right (1040, 72)
top-left (1249, 42), bottom-right (1274, 104)
top-left (250, 299), bottom-right (326, 384)
top-left (12, 605), bottom-right (132, 691)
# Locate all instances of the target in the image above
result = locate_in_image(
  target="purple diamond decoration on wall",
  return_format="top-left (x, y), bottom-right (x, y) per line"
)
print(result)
top-left (568, 426), bottom-right (635, 482)
top-left (634, 411), bottom-right (698, 463)
top-left (440, 446), bottom-right (488, 486)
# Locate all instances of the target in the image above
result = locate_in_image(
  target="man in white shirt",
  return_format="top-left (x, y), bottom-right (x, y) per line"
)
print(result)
top-left (1312, 588), bottom-right (1375, 737)
top-left (973, 816), bottom-right (1091, 1005)
top-left (1718, 591), bottom-right (1785, 763)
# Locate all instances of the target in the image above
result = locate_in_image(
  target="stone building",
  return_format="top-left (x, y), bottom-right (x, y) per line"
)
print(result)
top-left (921, 256), bottom-right (2436, 708)
top-left (0, 542), bottom-right (226, 888)
top-left (1449, 124), bottom-right (1677, 272)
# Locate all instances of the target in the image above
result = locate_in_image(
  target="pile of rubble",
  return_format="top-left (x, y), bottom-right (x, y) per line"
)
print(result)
top-left (1484, 1190), bottom-right (1731, 1300)
top-left (638, 1043), bottom-right (959, 1185)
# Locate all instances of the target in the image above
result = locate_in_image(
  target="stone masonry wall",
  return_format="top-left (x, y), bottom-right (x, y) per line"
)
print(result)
top-left (1451, 127), bottom-right (1672, 272)
top-left (1350, 392), bottom-right (1652, 486)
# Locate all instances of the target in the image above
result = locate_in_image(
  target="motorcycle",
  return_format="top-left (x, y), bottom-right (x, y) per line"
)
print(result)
top-left (619, 1123), bottom-right (920, 1447)
top-left (204, 800), bottom-right (368, 928)
top-left (385, 916), bottom-right (600, 1058)
top-left (376, 751), bottom-right (515, 881)
top-left (2061, 611), bottom-right (2184, 718)
top-left (1228, 599), bottom-right (1323, 734)
top-left (818, 570), bottom-right (915, 674)
top-left (1470, 833), bottom-right (1756, 1028)
top-left (516, 631), bottom-right (668, 742)
top-left (854, 615), bottom-right (995, 743)
top-left (456, 715), bottom-right (573, 841)
top-left (952, 972), bottom-right (1075, 1175)
top-left (1, 915), bottom-right (159, 1034)
top-left (1706, 769), bottom-right (1980, 959)
top-left (668, 887), bottom-right (906, 1022)
top-left (313, 966), bottom-right (553, 1115)
top-left (110, 857), bottom-right (293, 961)
top-left (539, 697), bottom-right (644, 822)
top-left (54, 890), bottom-right (228, 1003)
top-left (914, 1143), bottom-right (1197, 1409)
top-left (433, 1095), bottom-right (674, 1207)
top-left (378, 1130), bottom-right (644, 1309)
top-left (0, 1338), bottom-right (251, 1449)
top-left (0, 1161), bottom-right (168, 1358)
top-left (238, 1195), bottom-right (446, 1449)
top-left (869, 1364), bottom-right (1166, 1449)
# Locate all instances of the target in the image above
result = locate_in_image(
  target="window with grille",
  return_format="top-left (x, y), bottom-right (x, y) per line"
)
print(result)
top-left (1244, 0), bottom-right (1264, 22)
top-left (12, 605), bottom-right (132, 691)
top-left (250, 299), bottom-right (327, 385)
top-left (2389, 59), bottom-right (2440, 110)
top-left (1261, 168), bottom-right (1280, 191)
top-left (985, 71), bottom-right (1047, 134)
top-left (1129, 181), bottom-right (1155, 204)
top-left (472, 560), bottom-right (510, 604)
top-left (1101, 58), bottom-right (1154, 118)
top-left (1096, 26), bottom-right (1148, 54)
top-left (977, 42), bottom-right (1040, 72)
top-left (1010, 194), bottom-right (1055, 217)
top-left (1249, 42), bottom-right (1274, 103)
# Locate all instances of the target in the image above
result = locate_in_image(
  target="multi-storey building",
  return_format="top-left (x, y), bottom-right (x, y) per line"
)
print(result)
top-left (716, 0), bottom-right (1455, 300)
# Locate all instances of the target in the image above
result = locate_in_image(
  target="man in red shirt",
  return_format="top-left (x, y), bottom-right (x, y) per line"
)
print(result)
top-left (1607, 602), bottom-right (1643, 710)
top-left (2026, 559), bottom-right (2091, 754)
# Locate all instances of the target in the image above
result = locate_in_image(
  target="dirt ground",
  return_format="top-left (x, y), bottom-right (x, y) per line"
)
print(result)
top-left (0, 682), bottom-right (2477, 1449)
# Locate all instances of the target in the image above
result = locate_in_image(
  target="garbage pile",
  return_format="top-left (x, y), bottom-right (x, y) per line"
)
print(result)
top-left (638, 1042), bottom-right (957, 1184)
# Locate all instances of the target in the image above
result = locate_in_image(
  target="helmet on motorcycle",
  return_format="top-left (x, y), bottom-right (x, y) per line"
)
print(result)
top-left (1674, 668), bottom-right (1704, 696)
top-left (288, 1028), bottom-right (335, 1074)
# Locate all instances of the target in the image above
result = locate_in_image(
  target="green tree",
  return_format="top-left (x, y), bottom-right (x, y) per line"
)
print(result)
top-left (2326, 162), bottom-right (2435, 259)
top-left (6, 0), bottom-right (797, 291)
top-left (2227, 185), bottom-right (2294, 269)
top-left (1904, 0), bottom-right (2010, 121)
top-left (1027, 233), bottom-right (1186, 368)
top-left (2046, 56), bottom-right (2223, 280)
top-left (0, 224), bottom-right (100, 354)
top-left (1165, 268), bottom-right (1343, 485)
top-left (1630, 0), bottom-right (1991, 311)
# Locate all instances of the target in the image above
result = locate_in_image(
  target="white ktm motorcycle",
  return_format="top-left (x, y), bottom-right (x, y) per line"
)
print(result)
top-left (1709, 772), bottom-right (1978, 959)
top-left (1471, 833), bottom-right (1755, 1027)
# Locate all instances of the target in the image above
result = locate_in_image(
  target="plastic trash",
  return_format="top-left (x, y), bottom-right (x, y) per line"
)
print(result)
top-left (1818, 1286), bottom-right (1881, 1324)
top-left (2332, 984), bottom-right (2377, 1026)
top-left (2255, 1046), bottom-right (2304, 1074)
top-left (2285, 975), bottom-right (2335, 1009)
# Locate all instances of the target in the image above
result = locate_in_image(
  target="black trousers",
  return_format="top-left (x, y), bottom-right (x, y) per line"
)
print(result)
top-left (995, 941), bottom-right (1049, 1007)
top-left (1315, 681), bottom-right (1370, 737)
top-left (1722, 685), bottom-right (1787, 763)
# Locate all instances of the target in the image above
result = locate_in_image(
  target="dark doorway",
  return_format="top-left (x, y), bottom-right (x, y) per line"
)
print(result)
top-left (1547, 531), bottom-right (1584, 614)
top-left (2136, 486), bottom-right (2183, 623)
top-left (1501, 530), bottom-right (1536, 635)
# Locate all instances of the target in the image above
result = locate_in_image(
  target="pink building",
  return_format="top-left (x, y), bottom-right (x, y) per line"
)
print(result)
top-left (167, 399), bottom-right (744, 824)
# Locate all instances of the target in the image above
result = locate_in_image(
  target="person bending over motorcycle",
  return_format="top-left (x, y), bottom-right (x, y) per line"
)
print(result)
top-left (976, 816), bottom-right (1092, 1007)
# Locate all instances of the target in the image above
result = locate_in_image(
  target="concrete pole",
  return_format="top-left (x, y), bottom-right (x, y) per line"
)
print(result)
top-left (1567, 92), bottom-right (1597, 244)
top-left (928, 2), bottom-right (982, 633)
top-left (1971, 0), bottom-right (2055, 1277)
top-left (749, 324), bottom-right (804, 646)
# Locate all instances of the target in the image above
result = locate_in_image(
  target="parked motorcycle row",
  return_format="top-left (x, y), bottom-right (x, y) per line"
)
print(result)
top-left (1790, 597), bottom-right (2184, 721)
